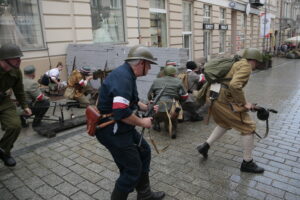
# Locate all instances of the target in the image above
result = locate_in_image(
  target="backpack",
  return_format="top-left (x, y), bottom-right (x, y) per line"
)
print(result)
top-left (177, 72), bottom-right (189, 91)
top-left (196, 55), bottom-right (240, 105)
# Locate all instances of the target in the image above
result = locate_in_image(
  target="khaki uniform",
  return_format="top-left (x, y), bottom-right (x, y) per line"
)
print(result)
top-left (23, 77), bottom-right (50, 125)
top-left (0, 68), bottom-right (27, 154)
top-left (209, 59), bottom-right (256, 134)
top-left (64, 69), bottom-right (94, 105)
top-left (148, 76), bottom-right (187, 134)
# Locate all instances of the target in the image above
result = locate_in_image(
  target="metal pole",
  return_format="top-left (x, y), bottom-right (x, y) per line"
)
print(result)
top-left (262, 0), bottom-right (268, 52)
top-left (277, 0), bottom-right (284, 55)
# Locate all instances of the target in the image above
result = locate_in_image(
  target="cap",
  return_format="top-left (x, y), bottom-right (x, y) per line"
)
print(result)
top-left (79, 66), bottom-right (91, 74)
top-left (23, 65), bottom-right (35, 75)
top-left (165, 60), bottom-right (177, 66)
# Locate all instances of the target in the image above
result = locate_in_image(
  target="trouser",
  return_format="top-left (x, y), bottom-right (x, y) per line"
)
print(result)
top-left (154, 112), bottom-right (177, 132)
top-left (96, 127), bottom-right (151, 193)
top-left (182, 101), bottom-right (201, 120)
top-left (0, 105), bottom-right (22, 154)
top-left (31, 100), bottom-right (50, 123)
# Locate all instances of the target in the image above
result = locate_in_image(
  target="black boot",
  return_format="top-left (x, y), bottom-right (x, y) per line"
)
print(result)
top-left (32, 118), bottom-right (42, 127)
top-left (20, 116), bottom-right (29, 128)
top-left (0, 149), bottom-right (16, 167)
top-left (153, 120), bottom-right (161, 132)
top-left (196, 142), bottom-right (210, 159)
top-left (111, 186), bottom-right (129, 200)
top-left (171, 129), bottom-right (176, 139)
top-left (136, 173), bottom-right (165, 200)
top-left (240, 160), bottom-right (264, 173)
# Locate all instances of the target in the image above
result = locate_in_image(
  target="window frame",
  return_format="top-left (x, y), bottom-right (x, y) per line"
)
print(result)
top-left (203, 4), bottom-right (211, 24)
top-left (220, 8), bottom-right (226, 24)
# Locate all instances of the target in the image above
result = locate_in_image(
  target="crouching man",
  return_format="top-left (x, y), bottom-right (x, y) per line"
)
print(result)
top-left (22, 65), bottom-right (50, 127)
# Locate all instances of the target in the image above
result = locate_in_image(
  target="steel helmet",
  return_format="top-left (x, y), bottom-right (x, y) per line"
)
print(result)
top-left (164, 65), bottom-right (177, 76)
top-left (242, 48), bottom-right (263, 63)
top-left (125, 45), bottom-right (157, 64)
top-left (256, 107), bottom-right (269, 121)
top-left (0, 44), bottom-right (23, 60)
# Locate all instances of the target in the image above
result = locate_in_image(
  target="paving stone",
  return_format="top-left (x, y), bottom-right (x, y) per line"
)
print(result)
top-left (35, 184), bottom-right (58, 199)
top-left (55, 182), bottom-right (79, 196)
top-left (92, 189), bottom-right (110, 200)
top-left (3, 176), bottom-right (24, 191)
top-left (96, 178), bottom-right (114, 191)
top-left (285, 192), bottom-right (300, 200)
top-left (152, 182), bottom-right (180, 197)
top-left (272, 180), bottom-right (300, 195)
top-left (51, 165), bottom-right (71, 177)
top-left (32, 167), bottom-right (52, 177)
top-left (63, 172), bottom-right (85, 185)
top-left (80, 170), bottom-right (104, 183)
top-left (263, 154), bottom-right (285, 163)
top-left (57, 158), bottom-right (76, 168)
top-left (49, 194), bottom-right (70, 200)
top-left (13, 167), bottom-right (34, 181)
top-left (0, 188), bottom-right (15, 200)
top-left (42, 173), bottom-right (64, 186)
top-left (38, 158), bottom-right (60, 169)
top-left (77, 180), bottom-right (100, 195)
top-left (173, 180), bottom-right (200, 195)
top-left (71, 191), bottom-right (95, 200)
top-left (24, 176), bottom-right (46, 190)
top-left (13, 186), bottom-right (36, 200)
top-left (255, 183), bottom-right (285, 199)
top-left (100, 169), bottom-right (118, 181)
top-left (73, 156), bottom-right (92, 166)
top-left (69, 164), bottom-right (89, 175)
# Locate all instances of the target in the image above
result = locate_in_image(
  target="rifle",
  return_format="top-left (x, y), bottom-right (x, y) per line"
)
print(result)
top-left (72, 56), bottom-right (76, 72)
top-left (138, 85), bottom-right (166, 147)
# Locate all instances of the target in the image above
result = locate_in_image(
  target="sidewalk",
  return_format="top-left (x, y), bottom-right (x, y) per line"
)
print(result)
top-left (1, 57), bottom-right (300, 200)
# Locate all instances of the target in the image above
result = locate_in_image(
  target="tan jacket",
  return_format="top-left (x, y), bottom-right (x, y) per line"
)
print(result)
top-left (210, 59), bottom-right (256, 134)
top-left (66, 70), bottom-right (87, 98)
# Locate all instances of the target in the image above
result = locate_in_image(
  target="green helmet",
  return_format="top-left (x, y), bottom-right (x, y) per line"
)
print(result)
top-left (242, 48), bottom-right (263, 62)
top-left (125, 45), bottom-right (157, 64)
top-left (0, 44), bottom-right (23, 60)
top-left (164, 65), bottom-right (177, 76)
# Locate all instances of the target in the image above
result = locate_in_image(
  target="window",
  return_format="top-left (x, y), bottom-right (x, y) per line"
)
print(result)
top-left (150, 0), bottom-right (167, 47)
top-left (220, 8), bottom-right (226, 24)
top-left (0, 0), bottom-right (44, 50)
top-left (219, 31), bottom-right (226, 53)
top-left (182, 1), bottom-right (192, 60)
top-left (240, 13), bottom-right (246, 48)
top-left (91, 0), bottom-right (125, 43)
top-left (203, 4), bottom-right (211, 23)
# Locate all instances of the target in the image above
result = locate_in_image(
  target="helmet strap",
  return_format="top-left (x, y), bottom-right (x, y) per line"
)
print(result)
top-left (5, 59), bottom-right (18, 69)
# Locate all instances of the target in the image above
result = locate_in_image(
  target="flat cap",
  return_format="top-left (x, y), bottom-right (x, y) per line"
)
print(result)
top-left (23, 65), bottom-right (35, 74)
top-left (79, 66), bottom-right (91, 74)
top-left (165, 59), bottom-right (177, 66)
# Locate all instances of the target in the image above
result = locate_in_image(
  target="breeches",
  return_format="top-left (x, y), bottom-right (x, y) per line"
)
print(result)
top-left (96, 127), bottom-right (151, 193)
top-left (0, 104), bottom-right (21, 154)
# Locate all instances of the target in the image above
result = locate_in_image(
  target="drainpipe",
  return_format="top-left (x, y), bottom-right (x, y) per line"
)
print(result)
top-left (137, 1), bottom-right (141, 44)
top-left (277, 0), bottom-right (283, 55)
top-left (70, 0), bottom-right (76, 43)
top-left (262, 0), bottom-right (267, 52)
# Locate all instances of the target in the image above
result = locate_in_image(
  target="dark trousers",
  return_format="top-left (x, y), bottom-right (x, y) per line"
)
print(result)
top-left (0, 105), bottom-right (21, 154)
top-left (31, 100), bottom-right (50, 123)
top-left (96, 126), bottom-right (151, 193)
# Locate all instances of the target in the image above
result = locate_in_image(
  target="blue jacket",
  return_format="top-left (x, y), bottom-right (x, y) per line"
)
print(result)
top-left (98, 62), bottom-right (139, 134)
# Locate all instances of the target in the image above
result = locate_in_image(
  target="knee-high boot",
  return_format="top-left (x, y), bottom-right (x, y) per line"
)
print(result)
top-left (136, 173), bottom-right (165, 200)
top-left (111, 186), bottom-right (129, 200)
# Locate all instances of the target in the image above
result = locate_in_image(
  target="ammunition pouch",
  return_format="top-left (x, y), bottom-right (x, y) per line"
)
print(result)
top-left (85, 105), bottom-right (114, 136)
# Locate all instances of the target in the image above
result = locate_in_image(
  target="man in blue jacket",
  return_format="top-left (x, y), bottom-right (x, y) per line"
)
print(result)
top-left (96, 45), bottom-right (165, 200)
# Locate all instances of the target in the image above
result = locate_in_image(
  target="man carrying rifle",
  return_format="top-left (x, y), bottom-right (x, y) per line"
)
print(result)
top-left (96, 45), bottom-right (165, 200)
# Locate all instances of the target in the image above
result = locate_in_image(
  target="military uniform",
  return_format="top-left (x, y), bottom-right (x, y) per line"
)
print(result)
top-left (197, 49), bottom-right (265, 174)
top-left (0, 67), bottom-right (27, 155)
top-left (182, 70), bottom-right (205, 121)
top-left (96, 62), bottom-right (151, 194)
top-left (22, 65), bottom-right (50, 127)
top-left (64, 69), bottom-right (94, 106)
top-left (148, 74), bottom-right (188, 138)
top-left (209, 59), bottom-right (255, 134)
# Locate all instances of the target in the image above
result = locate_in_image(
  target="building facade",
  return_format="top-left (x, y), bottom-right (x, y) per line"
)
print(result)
top-left (0, 0), bottom-right (299, 80)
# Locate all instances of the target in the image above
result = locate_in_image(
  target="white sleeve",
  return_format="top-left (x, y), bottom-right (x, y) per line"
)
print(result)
top-left (48, 69), bottom-right (59, 78)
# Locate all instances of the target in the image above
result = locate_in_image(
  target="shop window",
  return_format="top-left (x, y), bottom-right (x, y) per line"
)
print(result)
top-left (0, 0), bottom-right (44, 50)
top-left (204, 31), bottom-right (211, 59)
top-left (91, 0), bottom-right (125, 43)
top-left (150, 0), bottom-right (167, 47)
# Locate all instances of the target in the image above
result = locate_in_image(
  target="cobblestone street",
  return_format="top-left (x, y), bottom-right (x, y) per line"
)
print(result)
top-left (1, 58), bottom-right (300, 200)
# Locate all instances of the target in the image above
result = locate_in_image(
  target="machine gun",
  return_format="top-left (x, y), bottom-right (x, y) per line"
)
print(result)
top-left (253, 105), bottom-right (278, 139)
top-left (138, 85), bottom-right (166, 148)
top-left (92, 61), bottom-right (112, 84)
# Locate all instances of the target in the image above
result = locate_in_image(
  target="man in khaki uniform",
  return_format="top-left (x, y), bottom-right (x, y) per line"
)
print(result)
top-left (156, 59), bottom-right (177, 78)
top-left (0, 44), bottom-right (31, 167)
top-left (148, 65), bottom-right (188, 139)
top-left (196, 48), bottom-right (265, 173)
top-left (22, 65), bottom-right (50, 127)
top-left (64, 66), bottom-right (94, 107)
